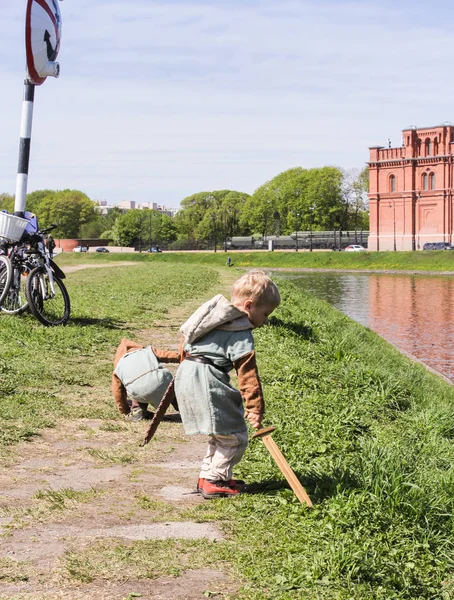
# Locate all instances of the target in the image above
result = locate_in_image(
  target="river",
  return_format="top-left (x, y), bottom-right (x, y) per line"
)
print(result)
top-left (273, 271), bottom-right (454, 384)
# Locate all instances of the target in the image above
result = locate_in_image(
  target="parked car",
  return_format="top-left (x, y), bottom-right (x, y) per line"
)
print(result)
top-left (423, 242), bottom-right (454, 250)
top-left (345, 245), bottom-right (366, 252)
top-left (147, 247), bottom-right (162, 253)
top-left (73, 245), bottom-right (88, 253)
top-left (96, 247), bottom-right (110, 253)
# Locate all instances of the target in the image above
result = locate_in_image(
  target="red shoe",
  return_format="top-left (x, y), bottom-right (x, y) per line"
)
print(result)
top-left (198, 479), bottom-right (242, 499)
top-left (196, 478), bottom-right (245, 493)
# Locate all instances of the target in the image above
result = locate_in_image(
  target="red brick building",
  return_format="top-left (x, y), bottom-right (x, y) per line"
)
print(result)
top-left (368, 124), bottom-right (454, 250)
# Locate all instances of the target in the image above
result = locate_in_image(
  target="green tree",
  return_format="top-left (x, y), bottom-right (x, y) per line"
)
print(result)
top-left (113, 210), bottom-right (145, 247)
top-left (39, 190), bottom-right (97, 238)
top-left (79, 219), bottom-right (105, 239)
top-left (25, 189), bottom-right (54, 215)
top-left (152, 213), bottom-right (177, 245)
top-left (241, 167), bottom-right (344, 236)
top-left (240, 179), bottom-right (278, 237)
top-left (99, 206), bottom-right (125, 241)
top-left (174, 190), bottom-right (236, 242)
top-left (305, 167), bottom-right (344, 230)
top-left (340, 168), bottom-right (370, 232)
top-left (112, 209), bottom-right (174, 248)
top-left (0, 194), bottom-right (14, 213)
top-left (174, 192), bottom-right (212, 240)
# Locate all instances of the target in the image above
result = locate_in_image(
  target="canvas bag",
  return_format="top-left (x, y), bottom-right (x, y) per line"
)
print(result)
top-left (114, 346), bottom-right (173, 408)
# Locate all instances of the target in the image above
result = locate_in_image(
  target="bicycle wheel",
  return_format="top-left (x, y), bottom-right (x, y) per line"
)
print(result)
top-left (1, 264), bottom-right (29, 314)
top-left (0, 255), bottom-right (12, 307)
top-left (25, 267), bottom-right (71, 326)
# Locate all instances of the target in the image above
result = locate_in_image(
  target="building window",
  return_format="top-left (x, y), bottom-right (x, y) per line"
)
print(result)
top-left (434, 137), bottom-right (438, 155)
top-left (389, 174), bottom-right (396, 192)
top-left (429, 172), bottom-right (436, 190)
top-left (425, 138), bottom-right (432, 156)
top-left (422, 173), bottom-right (428, 191)
top-left (417, 138), bottom-right (422, 156)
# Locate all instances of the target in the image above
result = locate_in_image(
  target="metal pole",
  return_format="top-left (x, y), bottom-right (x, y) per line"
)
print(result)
top-left (295, 213), bottom-right (300, 252)
top-left (309, 208), bottom-right (313, 252)
top-left (149, 211), bottom-right (152, 250)
top-left (212, 215), bottom-right (217, 253)
top-left (14, 80), bottom-right (35, 217)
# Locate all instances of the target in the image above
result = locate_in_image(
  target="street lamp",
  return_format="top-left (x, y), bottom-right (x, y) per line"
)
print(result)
top-left (148, 210), bottom-right (152, 250)
top-left (295, 212), bottom-right (300, 252)
top-left (388, 202), bottom-right (396, 251)
top-left (223, 210), bottom-right (227, 252)
top-left (309, 206), bottom-right (315, 252)
top-left (211, 213), bottom-right (217, 253)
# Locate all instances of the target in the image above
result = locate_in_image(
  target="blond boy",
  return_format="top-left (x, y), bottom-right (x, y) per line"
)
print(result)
top-left (175, 270), bottom-right (280, 498)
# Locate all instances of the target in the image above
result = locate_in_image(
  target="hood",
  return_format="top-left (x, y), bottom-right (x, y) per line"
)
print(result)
top-left (180, 294), bottom-right (253, 344)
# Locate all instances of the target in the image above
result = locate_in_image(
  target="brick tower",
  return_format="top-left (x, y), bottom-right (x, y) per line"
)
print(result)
top-left (368, 124), bottom-right (454, 250)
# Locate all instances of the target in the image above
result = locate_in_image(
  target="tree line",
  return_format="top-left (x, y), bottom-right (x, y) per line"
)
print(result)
top-left (0, 166), bottom-right (369, 249)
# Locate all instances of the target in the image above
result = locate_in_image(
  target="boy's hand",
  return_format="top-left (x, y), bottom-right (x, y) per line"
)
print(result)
top-left (246, 411), bottom-right (262, 430)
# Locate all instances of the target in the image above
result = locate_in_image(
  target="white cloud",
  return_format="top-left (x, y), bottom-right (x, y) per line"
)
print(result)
top-left (1, 0), bottom-right (454, 206)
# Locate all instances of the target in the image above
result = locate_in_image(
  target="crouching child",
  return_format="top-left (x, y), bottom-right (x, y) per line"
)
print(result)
top-left (112, 339), bottom-right (180, 421)
top-left (175, 270), bottom-right (280, 499)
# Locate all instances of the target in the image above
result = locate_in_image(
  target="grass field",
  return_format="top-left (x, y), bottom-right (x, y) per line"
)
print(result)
top-left (55, 248), bottom-right (454, 272)
top-left (1, 260), bottom-right (454, 598)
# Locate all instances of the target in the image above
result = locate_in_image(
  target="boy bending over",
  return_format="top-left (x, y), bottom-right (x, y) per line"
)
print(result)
top-left (175, 270), bottom-right (280, 499)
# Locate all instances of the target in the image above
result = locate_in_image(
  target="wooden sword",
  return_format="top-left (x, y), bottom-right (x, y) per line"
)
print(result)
top-left (252, 426), bottom-right (313, 507)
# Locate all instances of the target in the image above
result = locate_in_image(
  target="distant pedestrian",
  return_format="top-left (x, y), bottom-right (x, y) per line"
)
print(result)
top-left (226, 256), bottom-right (232, 267)
top-left (46, 235), bottom-right (56, 258)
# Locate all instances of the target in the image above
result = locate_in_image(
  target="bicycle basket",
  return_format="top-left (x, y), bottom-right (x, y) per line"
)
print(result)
top-left (0, 212), bottom-right (28, 242)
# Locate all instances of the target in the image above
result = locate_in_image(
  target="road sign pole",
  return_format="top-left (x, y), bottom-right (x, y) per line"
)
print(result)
top-left (14, 80), bottom-right (35, 217)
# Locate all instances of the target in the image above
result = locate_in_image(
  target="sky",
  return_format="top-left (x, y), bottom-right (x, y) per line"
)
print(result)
top-left (1, 0), bottom-right (454, 209)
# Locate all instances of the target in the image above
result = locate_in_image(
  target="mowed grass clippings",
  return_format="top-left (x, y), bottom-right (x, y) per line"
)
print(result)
top-left (56, 247), bottom-right (454, 272)
top-left (183, 281), bottom-right (454, 599)
top-left (61, 538), bottom-right (231, 583)
top-left (0, 263), bottom-right (219, 455)
top-left (0, 557), bottom-right (36, 583)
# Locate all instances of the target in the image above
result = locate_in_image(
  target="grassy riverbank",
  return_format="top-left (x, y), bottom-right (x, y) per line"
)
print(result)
top-left (55, 249), bottom-right (454, 272)
top-left (1, 264), bottom-right (454, 598)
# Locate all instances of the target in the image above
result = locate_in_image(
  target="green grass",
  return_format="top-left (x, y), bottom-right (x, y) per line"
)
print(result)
top-left (2, 261), bottom-right (454, 598)
top-left (33, 487), bottom-right (100, 510)
top-left (55, 248), bottom-right (454, 272)
top-left (0, 262), bottom-right (219, 453)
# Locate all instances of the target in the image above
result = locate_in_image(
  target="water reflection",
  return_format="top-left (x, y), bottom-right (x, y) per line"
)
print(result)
top-left (273, 272), bottom-right (454, 383)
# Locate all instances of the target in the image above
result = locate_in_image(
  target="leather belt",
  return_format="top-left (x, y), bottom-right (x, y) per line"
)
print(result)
top-left (185, 354), bottom-right (229, 373)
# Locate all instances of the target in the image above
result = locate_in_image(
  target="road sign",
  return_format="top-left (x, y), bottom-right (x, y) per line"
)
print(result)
top-left (25, 0), bottom-right (62, 85)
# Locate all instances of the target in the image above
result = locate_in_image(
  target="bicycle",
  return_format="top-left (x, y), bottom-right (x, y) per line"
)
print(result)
top-left (0, 237), bottom-right (32, 315)
top-left (0, 224), bottom-right (70, 326)
top-left (24, 225), bottom-right (71, 326)
top-left (0, 251), bottom-right (13, 307)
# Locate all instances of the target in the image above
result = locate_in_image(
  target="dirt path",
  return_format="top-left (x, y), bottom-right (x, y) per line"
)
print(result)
top-left (0, 269), bottom-right (239, 600)
top-left (62, 262), bottom-right (139, 274)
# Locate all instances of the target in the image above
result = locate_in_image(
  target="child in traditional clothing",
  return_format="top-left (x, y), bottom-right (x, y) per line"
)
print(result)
top-left (112, 339), bottom-right (180, 421)
top-left (175, 270), bottom-right (280, 498)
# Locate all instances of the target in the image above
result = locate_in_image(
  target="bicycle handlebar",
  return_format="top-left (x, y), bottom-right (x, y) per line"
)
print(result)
top-left (38, 224), bottom-right (57, 235)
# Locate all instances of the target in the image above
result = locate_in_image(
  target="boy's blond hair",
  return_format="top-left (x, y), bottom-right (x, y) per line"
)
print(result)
top-left (231, 269), bottom-right (280, 307)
